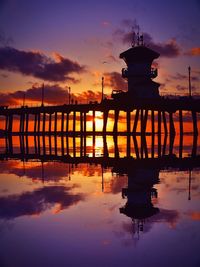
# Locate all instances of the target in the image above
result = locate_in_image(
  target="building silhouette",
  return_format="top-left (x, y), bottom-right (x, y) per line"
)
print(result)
top-left (113, 33), bottom-right (160, 100)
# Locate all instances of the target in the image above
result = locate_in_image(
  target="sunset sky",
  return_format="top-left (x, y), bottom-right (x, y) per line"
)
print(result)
top-left (0, 0), bottom-right (200, 106)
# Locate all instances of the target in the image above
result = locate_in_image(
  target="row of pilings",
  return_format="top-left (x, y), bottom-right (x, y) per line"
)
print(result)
top-left (2, 129), bottom-right (198, 160)
top-left (1, 107), bottom-right (199, 135)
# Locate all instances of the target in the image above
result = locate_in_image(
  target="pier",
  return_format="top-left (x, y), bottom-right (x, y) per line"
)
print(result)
top-left (0, 97), bottom-right (200, 136)
top-left (1, 34), bottom-right (199, 137)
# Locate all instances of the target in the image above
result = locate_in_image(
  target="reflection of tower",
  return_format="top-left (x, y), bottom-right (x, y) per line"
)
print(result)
top-left (120, 167), bottom-right (159, 232)
top-left (120, 34), bottom-right (160, 98)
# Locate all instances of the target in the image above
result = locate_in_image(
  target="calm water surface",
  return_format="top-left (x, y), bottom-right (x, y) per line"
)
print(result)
top-left (0, 135), bottom-right (200, 267)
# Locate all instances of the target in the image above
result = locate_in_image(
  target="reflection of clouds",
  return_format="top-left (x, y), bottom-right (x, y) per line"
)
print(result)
top-left (75, 164), bottom-right (103, 177)
top-left (0, 161), bottom-right (69, 181)
top-left (186, 211), bottom-right (200, 221)
top-left (115, 208), bottom-right (180, 245)
top-left (0, 161), bottom-right (109, 181)
top-left (0, 185), bottom-right (85, 220)
top-left (160, 170), bottom-right (200, 197)
top-left (104, 175), bottom-right (127, 194)
top-left (153, 209), bottom-right (179, 227)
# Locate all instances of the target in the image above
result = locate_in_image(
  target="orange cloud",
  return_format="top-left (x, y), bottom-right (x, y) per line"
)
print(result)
top-left (189, 211), bottom-right (200, 221)
top-left (186, 47), bottom-right (200, 56)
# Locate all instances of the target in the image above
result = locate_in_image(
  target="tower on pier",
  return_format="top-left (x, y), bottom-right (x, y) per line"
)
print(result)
top-left (120, 33), bottom-right (160, 98)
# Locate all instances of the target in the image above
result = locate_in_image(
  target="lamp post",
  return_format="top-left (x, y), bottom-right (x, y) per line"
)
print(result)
top-left (188, 66), bottom-right (192, 98)
top-left (68, 87), bottom-right (71, 104)
top-left (41, 83), bottom-right (44, 106)
top-left (101, 76), bottom-right (104, 102)
top-left (23, 92), bottom-right (26, 107)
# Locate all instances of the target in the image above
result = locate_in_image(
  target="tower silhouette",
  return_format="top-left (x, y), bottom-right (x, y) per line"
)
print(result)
top-left (120, 33), bottom-right (160, 98)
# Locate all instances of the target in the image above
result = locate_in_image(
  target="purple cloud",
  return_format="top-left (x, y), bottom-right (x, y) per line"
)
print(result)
top-left (0, 185), bottom-right (85, 219)
top-left (0, 46), bottom-right (86, 82)
top-left (103, 71), bottom-right (127, 91)
top-left (114, 20), bottom-right (181, 58)
top-left (0, 84), bottom-right (103, 105)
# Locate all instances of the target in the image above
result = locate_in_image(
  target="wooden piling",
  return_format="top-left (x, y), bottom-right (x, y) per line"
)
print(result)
top-left (42, 113), bottom-right (46, 133)
top-left (162, 111), bottom-right (168, 135)
top-left (113, 110), bottom-right (119, 132)
top-left (192, 111), bottom-right (198, 136)
top-left (54, 112), bottom-right (57, 133)
top-left (61, 112), bottom-right (64, 132)
top-left (34, 114), bottom-right (37, 133)
top-left (169, 112), bottom-right (175, 136)
top-left (126, 110), bottom-right (131, 133)
top-left (133, 109), bottom-right (139, 133)
top-left (49, 113), bottom-right (52, 133)
top-left (103, 110), bottom-right (108, 133)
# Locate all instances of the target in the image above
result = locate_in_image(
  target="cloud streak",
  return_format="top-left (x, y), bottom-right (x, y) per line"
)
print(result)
top-left (0, 46), bottom-right (86, 82)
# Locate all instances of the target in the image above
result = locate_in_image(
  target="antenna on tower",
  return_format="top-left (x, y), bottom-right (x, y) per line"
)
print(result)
top-left (140, 34), bottom-right (144, 46)
top-left (131, 27), bottom-right (135, 47)
top-left (137, 28), bottom-right (140, 46)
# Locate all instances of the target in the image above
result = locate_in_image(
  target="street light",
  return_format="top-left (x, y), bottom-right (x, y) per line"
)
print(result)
top-left (23, 91), bottom-right (26, 107)
top-left (101, 76), bottom-right (104, 102)
top-left (41, 83), bottom-right (44, 106)
top-left (188, 66), bottom-right (192, 98)
top-left (68, 87), bottom-right (71, 104)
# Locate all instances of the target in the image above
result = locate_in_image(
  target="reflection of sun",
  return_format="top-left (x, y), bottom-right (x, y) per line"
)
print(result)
top-left (86, 111), bottom-right (104, 131)
top-left (94, 111), bottom-right (103, 131)
top-left (95, 117), bottom-right (103, 131)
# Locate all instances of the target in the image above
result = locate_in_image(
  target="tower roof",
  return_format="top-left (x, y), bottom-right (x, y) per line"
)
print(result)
top-left (120, 46), bottom-right (160, 63)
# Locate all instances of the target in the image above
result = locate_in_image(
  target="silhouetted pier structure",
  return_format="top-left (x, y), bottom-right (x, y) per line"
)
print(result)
top-left (0, 97), bottom-right (200, 136)
top-left (1, 34), bottom-right (199, 136)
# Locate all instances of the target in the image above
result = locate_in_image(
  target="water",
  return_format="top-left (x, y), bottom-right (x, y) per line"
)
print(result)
top-left (0, 135), bottom-right (200, 267)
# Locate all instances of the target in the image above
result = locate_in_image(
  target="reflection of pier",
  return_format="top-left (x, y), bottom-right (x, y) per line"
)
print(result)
top-left (0, 134), bottom-right (199, 170)
top-left (0, 134), bottom-right (198, 232)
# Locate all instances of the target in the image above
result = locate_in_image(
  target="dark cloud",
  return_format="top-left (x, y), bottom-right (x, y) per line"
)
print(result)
top-left (0, 92), bottom-right (18, 106)
top-left (0, 46), bottom-right (86, 82)
top-left (16, 84), bottom-right (70, 105)
top-left (0, 185), bottom-right (85, 219)
top-left (103, 71), bottom-right (127, 91)
top-left (144, 35), bottom-right (181, 58)
top-left (0, 84), bottom-right (103, 106)
top-left (114, 20), bottom-right (181, 58)
top-left (0, 84), bottom-right (69, 105)
top-left (75, 90), bottom-right (102, 103)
